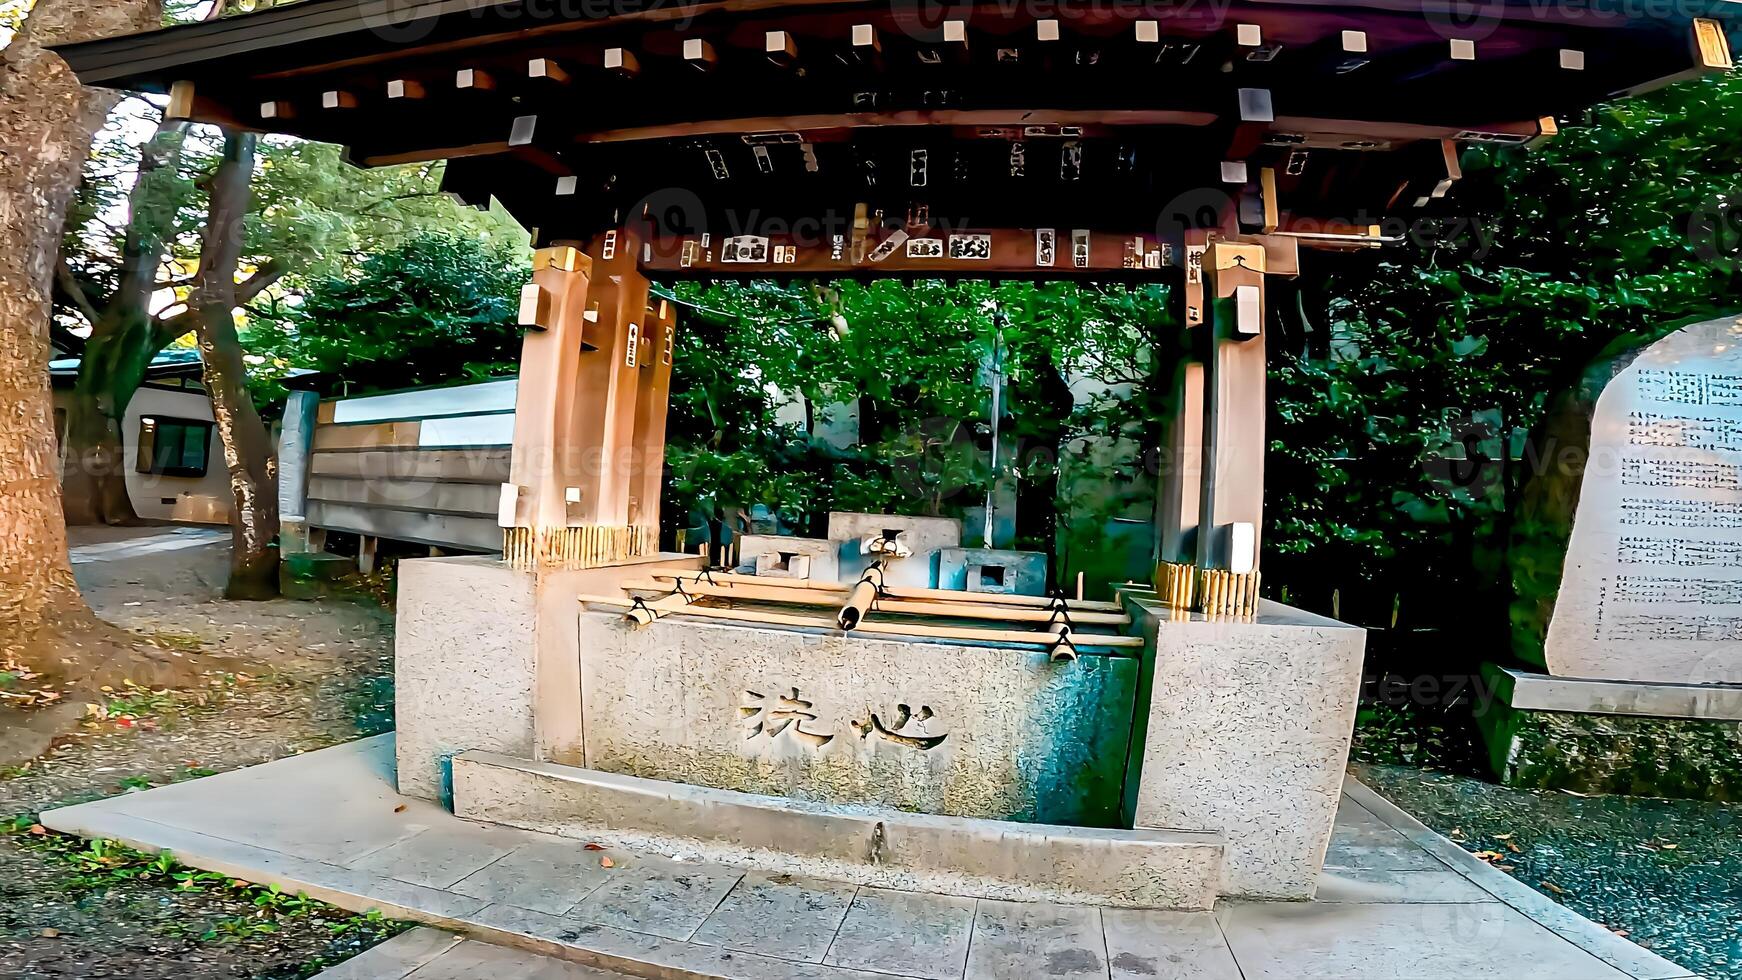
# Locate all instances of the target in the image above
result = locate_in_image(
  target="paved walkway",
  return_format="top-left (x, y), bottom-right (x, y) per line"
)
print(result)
top-left (42, 735), bottom-right (1697, 980)
top-left (67, 526), bottom-right (227, 564)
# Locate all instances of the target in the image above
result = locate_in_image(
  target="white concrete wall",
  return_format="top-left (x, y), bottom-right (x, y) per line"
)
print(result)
top-left (52, 385), bottom-right (230, 525)
top-left (124, 386), bottom-right (231, 524)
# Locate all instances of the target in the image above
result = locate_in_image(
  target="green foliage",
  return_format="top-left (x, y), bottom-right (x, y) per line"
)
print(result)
top-left (1265, 72), bottom-right (1742, 636)
top-left (5, 818), bottom-right (411, 950)
top-left (659, 278), bottom-right (1169, 575)
top-left (246, 231), bottom-right (529, 400)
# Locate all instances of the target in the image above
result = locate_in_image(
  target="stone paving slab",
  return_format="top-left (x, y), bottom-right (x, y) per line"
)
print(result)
top-left (68, 526), bottom-right (227, 563)
top-left (312, 927), bottom-right (636, 979)
top-left (42, 734), bottom-right (1698, 980)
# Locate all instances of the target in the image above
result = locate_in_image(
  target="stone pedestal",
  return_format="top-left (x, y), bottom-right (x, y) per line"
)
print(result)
top-left (396, 557), bottom-right (1370, 902)
top-left (394, 553), bottom-right (704, 802)
top-left (1119, 589), bottom-right (1366, 899)
top-left (1476, 664), bottom-right (1742, 801)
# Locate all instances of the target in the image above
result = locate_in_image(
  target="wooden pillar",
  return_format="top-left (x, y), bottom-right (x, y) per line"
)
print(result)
top-left (504, 244), bottom-right (593, 566)
top-left (1155, 235), bottom-right (1268, 615)
top-left (628, 296), bottom-right (678, 536)
top-left (1194, 240), bottom-right (1267, 614)
top-left (569, 229), bottom-right (650, 530)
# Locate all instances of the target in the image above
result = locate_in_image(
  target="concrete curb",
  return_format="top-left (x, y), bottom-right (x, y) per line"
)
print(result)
top-left (39, 802), bottom-right (896, 980)
top-left (453, 750), bottom-right (1226, 910)
top-left (1341, 775), bottom-right (1700, 980)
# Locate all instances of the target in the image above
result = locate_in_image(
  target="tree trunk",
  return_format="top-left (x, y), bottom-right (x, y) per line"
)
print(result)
top-left (60, 119), bottom-right (189, 526)
top-left (188, 132), bottom-right (279, 600)
top-left (0, 0), bottom-right (186, 687)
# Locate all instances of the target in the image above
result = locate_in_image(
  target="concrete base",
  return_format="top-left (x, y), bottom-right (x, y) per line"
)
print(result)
top-left (42, 735), bottom-right (1690, 980)
top-left (574, 611), bottom-right (1138, 826)
top-left (1120, 588), bottom-right (1367, 900)
top-left (1476, 664), bottom-right (1742, 801)
top-left (453, 751), bottom-right (1225, 910)
top-left (394, 552), bottom-right (705, 802)
top-left (735, 534), bottom-right (838, 581)
top-left (827, 511), bottom-right (960, 588)
top-left (936, 547), bottom-right (1046, 596)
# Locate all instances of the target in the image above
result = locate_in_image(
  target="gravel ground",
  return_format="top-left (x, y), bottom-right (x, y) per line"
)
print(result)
top-left (0, 531), bottom-right (404, 979)
top-left (1357, 762), bottom-right (1742, 980)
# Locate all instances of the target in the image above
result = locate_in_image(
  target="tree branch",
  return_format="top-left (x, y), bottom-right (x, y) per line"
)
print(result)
top-left (151, 257), bottom-right (286, 345)
top-left (55, 258), bottom-right (104, 327)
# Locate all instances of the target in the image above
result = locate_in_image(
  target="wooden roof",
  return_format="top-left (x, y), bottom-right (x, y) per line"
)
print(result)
top-left (56, 0), bottom-right (1738, 276)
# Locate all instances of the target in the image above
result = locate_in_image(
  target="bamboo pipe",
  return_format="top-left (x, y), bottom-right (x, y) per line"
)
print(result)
top-left (577, 595), bottom-right (1144, 649)
top-left (646, 570), bottom-right (1125, 613)
top-left (624, 591), bottom-right (697, 628)
top-left (838, 563), bottom-right (883, 631)
top-left (619, 578), bottom-right (1130, 625)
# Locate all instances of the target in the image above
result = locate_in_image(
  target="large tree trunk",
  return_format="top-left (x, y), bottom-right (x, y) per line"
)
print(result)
top-left (60, 119), bottom-right (189, 526)
top-left (188, 132), bottom-right (279, 600)
top-left (0, 0), bottom-right (189, 687)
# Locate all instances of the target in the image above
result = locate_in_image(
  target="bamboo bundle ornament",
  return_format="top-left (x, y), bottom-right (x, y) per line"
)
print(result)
top-left (501, 523), bottom-right (653, 570)
top-left (1155, 560), bottom-right (1196, 609)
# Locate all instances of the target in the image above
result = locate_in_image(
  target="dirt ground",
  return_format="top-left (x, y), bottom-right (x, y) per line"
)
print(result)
top-left (0, 527), bottom-right (401, 979)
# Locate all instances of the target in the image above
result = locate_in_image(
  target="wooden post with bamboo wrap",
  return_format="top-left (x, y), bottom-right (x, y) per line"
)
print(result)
top-left (502, 244), bottom-right (594, 568)
top-left (580, 228), bottom-right (653, 530)
top-left (1190, 239), bottom-right (1270, 616)
top-left (628, 296), bottom-right (678, 544)
top-left (1153, 234), bottom-right (1293, 617)
top-left (500, 234), bottom-right (669, 569)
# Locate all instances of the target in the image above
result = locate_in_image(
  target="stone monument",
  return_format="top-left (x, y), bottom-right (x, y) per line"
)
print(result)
top-left (1491, 315), bottom-right (1742, 800)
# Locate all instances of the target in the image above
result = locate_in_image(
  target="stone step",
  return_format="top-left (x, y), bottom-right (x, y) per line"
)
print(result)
top-left (309, 927), bottom-right (638, 979)
top-left (452, 751), bottom-right (1226, 910)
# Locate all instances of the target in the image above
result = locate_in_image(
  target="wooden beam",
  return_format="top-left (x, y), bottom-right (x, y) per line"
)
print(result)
top-left (604, 46), bottom-right (640, 77)
top-left (321, 89), bottom-right (358, 109)
top-left (386, 78), bottom-right (426, 100)
top-left (647, 569), bottom-right (1126, 612)
top-left (455, 67), bottom-right (496, 90)
top-left (166, 80), bottom-right (196, 120)
top-left (527, 57), bottom-right (570, 84)
top-left (683, 38), bottom-right (718, 70)
top-left (622, 577), bottom-right (1131, 624)
top-left (765, 29), bottom-right (799, 66)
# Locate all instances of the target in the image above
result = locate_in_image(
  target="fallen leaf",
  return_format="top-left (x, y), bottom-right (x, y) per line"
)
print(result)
top-left (28, 824), bottom-right (46, 836)
top-left (1493, 832), bottom-right (1514, 841)
top-left (1660, 843), bottom-right (1678, 850)
top-left (1541, 882), bottom-right (1566, 895)
top-left (599, 856), bottom-right (615, 868)
top-left (39, 928), bottom-right (60, 939)
top-left (393, 804), bottom-right (406, 813)
top-left (1504, 842), bottom-right (1522, 854)
top-left (583, 843), bottom-right (605, 851)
